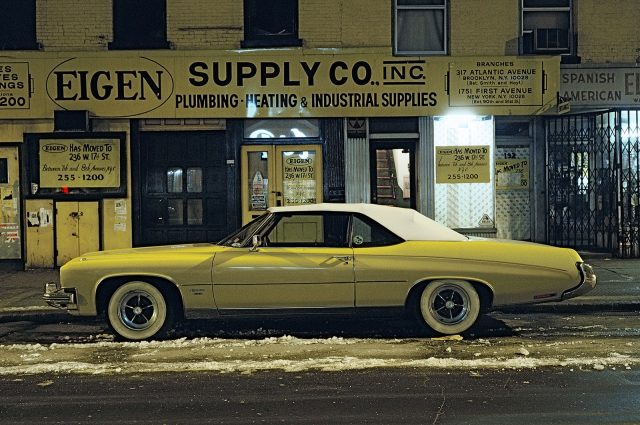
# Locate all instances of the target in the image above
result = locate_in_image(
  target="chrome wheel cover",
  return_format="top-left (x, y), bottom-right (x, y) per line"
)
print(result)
top-left (428, 285), bottom-right (471, 325)
top-left (117, 290), bottom-right (159, 331)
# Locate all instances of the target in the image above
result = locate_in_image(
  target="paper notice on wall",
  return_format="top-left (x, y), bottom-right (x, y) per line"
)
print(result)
top-left (114, 214), bottom-right (127, 232)
top-left (39, 208), bottom-right (52, 227)
top-left (27, 211), bottom-right (40, 227)
top-left (115, 199), bottom-right (127, 215)
top-left (495, 159), bottom-right (529, 190)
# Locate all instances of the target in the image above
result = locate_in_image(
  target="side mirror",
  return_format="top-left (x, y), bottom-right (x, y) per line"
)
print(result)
top-left (250, 235), bottom-right (262, 251)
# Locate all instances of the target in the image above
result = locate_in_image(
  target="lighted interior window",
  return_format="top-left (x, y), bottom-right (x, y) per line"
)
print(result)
top-left (244, 119), bottom-right (320, 139)
top-left (167, 168), bottom-right (183, 193)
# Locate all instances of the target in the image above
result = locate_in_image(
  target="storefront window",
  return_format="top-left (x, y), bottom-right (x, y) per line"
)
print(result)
top-left (434, 115), bottom-right (495, 229)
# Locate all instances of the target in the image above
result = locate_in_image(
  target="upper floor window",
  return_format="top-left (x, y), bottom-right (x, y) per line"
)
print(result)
top-left (0, 0), bottom-right (38, 50)
top-left (521, 0), bottom-right (572, 56)
top-left (110, 0), bottom-right (169, 50)
top-left (394, 0), bottom-right (447, 55)
top-left (242, 0), bottom-right (302, 48)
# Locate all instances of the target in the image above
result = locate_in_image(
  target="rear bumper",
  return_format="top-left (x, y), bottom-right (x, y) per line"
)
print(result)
top-left (43, 281), bottom-right (77, 310)
top-left (562, 263), bottom-right (597, 300)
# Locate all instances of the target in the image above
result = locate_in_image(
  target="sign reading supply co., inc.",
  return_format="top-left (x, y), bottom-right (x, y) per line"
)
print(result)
top-left (38, 138), bottom-right (121, 188)
top-left (0, 50), bottom-right (560, 119)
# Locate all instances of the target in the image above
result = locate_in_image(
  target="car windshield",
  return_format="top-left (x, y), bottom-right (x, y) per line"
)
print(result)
top-left (217, 213), bottom-right (271, 247)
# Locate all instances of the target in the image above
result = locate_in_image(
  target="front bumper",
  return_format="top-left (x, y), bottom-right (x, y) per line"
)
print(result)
top-left (43, 281), bottom-right (77, 309)
top-left (562, 263), bottom-right (597, 300)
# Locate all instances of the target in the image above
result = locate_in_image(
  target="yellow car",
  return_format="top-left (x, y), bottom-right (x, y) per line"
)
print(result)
top-left (44, 203), bottom-right (596, 340)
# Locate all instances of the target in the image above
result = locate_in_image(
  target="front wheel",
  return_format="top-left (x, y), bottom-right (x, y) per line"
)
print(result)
top-left (107, 281), bottom-right (173, 340)
top-left (418, 280), bottom-right (480, 335)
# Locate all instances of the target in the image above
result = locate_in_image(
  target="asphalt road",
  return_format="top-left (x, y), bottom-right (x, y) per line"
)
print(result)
top-left (1, 368), bottom-right (639, 425)
top-left (0, 308), bottom-right (639, 424)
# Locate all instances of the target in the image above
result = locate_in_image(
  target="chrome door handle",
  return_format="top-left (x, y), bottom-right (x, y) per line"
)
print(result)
top-left (332, 255), bottom-right (352, 263)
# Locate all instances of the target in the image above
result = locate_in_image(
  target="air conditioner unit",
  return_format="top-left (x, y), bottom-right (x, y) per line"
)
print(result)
top-left (533, 28), bottom-right (570, 53)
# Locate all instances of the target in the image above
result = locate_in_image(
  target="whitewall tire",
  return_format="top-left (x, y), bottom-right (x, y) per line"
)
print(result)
top-left (418, 280), bottom-right (481, 335)
top-left (107, 281), bottom-right (171, 340)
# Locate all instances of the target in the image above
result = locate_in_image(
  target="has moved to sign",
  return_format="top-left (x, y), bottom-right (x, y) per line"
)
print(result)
top-left (39, 139), bottom-right (120, 188)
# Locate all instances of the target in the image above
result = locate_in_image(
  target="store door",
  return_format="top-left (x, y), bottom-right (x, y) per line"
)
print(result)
top-left (241, 145), bottom-right (323, 224)
top-left (55, 201), bottom-right (99, 266)
top-left (495, 145), bottom-right (532, 240)
top-left (138, 131), bottom-right (228, 245)
top-left (370, 141), bottom-right (416, 209)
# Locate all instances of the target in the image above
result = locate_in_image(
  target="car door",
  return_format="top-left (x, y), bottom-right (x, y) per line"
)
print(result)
top-left (351, 214), bottom-right (410, 308)
top-left (212, 212), bottom-right (355, 311)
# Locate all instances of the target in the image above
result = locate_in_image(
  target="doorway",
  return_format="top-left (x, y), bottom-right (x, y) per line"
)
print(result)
top-left (241, 144), bottom-right (323, 224)
top-left (137, 131), bottom-right (229, 246)
top-left (370, 141), bottom-right (416, 209)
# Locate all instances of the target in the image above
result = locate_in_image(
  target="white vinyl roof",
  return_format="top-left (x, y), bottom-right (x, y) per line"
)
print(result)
top-left (268, 203), bottom-right (467, 241)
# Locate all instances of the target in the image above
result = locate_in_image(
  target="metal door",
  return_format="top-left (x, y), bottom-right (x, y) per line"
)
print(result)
top-left (55, 201), bottom-right (99, 266)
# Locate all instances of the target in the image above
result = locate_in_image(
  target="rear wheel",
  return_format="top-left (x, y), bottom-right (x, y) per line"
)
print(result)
top-left (107, 281), bottom-right (173, 340)
top-left (418, 280), bottom-right (480, 335)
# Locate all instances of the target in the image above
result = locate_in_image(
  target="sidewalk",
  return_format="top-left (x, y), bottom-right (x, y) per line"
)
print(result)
top-left (0, 254), bottom-right (638, 321)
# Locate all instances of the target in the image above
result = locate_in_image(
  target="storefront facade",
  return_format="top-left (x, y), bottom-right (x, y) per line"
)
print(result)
top-left (0, 49), bottom-right (560, 268)
top-left (550, 66), bottom-right (640, 257)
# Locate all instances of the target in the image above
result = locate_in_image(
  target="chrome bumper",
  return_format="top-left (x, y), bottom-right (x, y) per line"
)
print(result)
top-left (43, 281), bottom-right (77, 309)
top-left (562, 263), bottom-right (597, 300)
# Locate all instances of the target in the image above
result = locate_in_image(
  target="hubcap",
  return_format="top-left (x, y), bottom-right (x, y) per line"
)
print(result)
top-left (429, 285), bottom-right (470, 325)
top-left (118, 291), bottom-right (157, 331)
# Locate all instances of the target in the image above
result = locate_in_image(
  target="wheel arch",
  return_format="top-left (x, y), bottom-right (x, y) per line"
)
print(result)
top-left (96, 275), bottom-right (185, 320)
top-left (405, 278), bottom-right (495, 315)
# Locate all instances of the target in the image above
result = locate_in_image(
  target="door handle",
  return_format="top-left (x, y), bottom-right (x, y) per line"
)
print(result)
top-left (332, 255), bottom-right (352, 263)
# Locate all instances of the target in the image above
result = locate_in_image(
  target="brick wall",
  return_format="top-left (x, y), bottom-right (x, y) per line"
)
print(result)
top-left (576, 0), bottom-right (640, 63)
top-left (301, 0), bottom-right (390, 48)
top-left (450, 0), bottom-right (519, 56)
top-left (37, 0), bottom-right (111, 51)
top-left (168, 0), bottom-right (243, 50)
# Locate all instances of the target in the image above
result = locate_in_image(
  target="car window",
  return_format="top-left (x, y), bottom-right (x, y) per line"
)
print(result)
top-left (351, 214), bottom-right (403, 247)
top-left (264, 213), bottom-right (350, 247)
top-left (218, 213), bottom-right (270, 247)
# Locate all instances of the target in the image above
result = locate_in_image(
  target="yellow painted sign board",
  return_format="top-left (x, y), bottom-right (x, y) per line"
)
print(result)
top-left (39, 139), bottom-right (120, 188)
top-left (495, 158), bottom-right (530, 190)
top-left (0, 50), bottom-right (560, 119)
top-left (450, 59), bottom-right (544, 108)
top-left (436, 145), bottom-right (491, 184)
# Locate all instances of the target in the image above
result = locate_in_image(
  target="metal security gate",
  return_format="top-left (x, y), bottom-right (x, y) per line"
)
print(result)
top-left (547, 110), bottom-right (640, 257)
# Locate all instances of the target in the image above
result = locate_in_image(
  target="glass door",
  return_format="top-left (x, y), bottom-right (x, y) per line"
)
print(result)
top-left (241, 144), bottom-right (323, 224)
